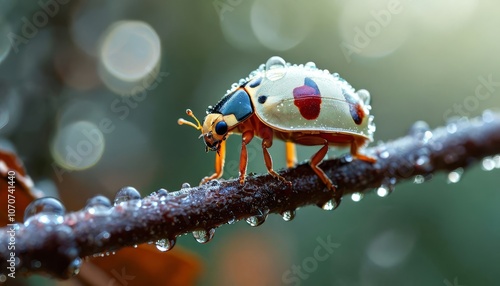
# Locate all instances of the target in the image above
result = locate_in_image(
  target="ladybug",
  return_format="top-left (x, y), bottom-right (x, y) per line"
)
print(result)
top-left (178, 56), bottom-right (376, 200)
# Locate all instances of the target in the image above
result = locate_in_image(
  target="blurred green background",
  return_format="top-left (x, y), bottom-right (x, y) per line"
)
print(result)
top-left (1, 0), bottom-right (500, 285)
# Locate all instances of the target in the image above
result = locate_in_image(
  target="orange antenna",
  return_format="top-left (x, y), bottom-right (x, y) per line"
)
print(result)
top-left (178, 109), bottom-right (203, 133)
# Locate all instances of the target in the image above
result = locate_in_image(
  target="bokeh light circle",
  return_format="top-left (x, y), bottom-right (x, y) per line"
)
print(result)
top-left (99, 21), bottom-right (161, 96)
top-left (51, 121), bottom-right (105, 171)
top-left (250, 0), bottom-right (310, 51)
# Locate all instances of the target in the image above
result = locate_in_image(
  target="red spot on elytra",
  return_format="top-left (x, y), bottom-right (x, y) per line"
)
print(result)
top-left (293, 78), bottom-right (322, 120)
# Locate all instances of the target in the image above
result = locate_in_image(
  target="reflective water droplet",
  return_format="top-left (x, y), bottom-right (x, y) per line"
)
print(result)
top-left (245, 215), bottom-right (266, 226)
top-left (133, 244), bottom-right (138, 248)
top-left (332, 72), bottom-right (340, 79)
top-left (245, 210), bottom-right (268, 227)
top-left (343, 154), bottom-right (353, 163)
top-left (265, 56), bottom-right (286, 70)
top-left (447, 168), bottom-right (463, 183)
top-left (305, 61), bottom-right (316, 69)
top-left (493, 155), bottom-right (500, 168)
top-left (192, 229), bottom-right (215, 244)
top-left (368, 115), bottom-right (376, 134)
top-left (321, 199), bottom-right (339, 211)
top-left (356, 89), bottom-right (371, 105)
top-left (481, 157), bottom-right (495, 171)
top-left (446, 123), bottom-right (457, 134)
top-left (24, 197), bottom-right (65, 222)
top-left (376, 183), bottom-right (395, 197)
top-left (265, 56), bottom-right (287, 81)
top-left (181, 182), bottom-right (191, 189)
top-left (379, 150), bottom-right (390, 159)
top-left (482, 109), bottom-right (494, 123)
top-left (227, 218), bottom-right (238, 225)
top-left (408, 121), bottom-right (430, 137)
top-left (281, 210), bottom-right (296, 222)
top-left (68, 258), bottom-right (82, 276)
top-left (351, 192), bottom-right (363, 202)
top-left (85, 195), bottom-right (112, 216)
top-left (156, 188), bottom-right (168, 197)
top-left (114, 186), bottom-right (141, 205)
top-left (413, 175), bottom-right (425, 184)
top-left (155, 238), bottom-right (176, 252)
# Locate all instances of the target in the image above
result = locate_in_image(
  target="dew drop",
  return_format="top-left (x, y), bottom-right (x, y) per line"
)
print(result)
top-left (155, 238), bottom-right (176, 252)
top-left (281, 210), bottom-right (296, 222)
top-left (482, 109), bottom-right (494, 123)
top-left (351, 192), bottom-right (363, 202)
top-left (265, 56), bottom-right (286, 70)
top-left (265, 56), bottom-right (287, 81)
top-left (376, 183), bottom-right (395, 197)
top-left (321, 199), bottom-right (339, 211)
top-left (379, 150), bottom-right (390, 159)
top-left (481, 157), bottom-right (495, 171)
top-left (493, 155), bottom-right (500, 168)
top-left (24, 197), bottom-right (65, 222)
top-left (67, 258), bottom-right (82, 276)
top-left (156, 188), bottom-right (168, 197)
top-left (85, 195), bottom-right (112, 216)
top-left (192, 229), bottom-right (215, 244)
top-left (245, 212), bottom-right (268, 227)
top-left (408, 121), bottom-right (430, 138)
top-left (446, 123), bottom-right (457, 134)
top-left (114, 186), bottom-right (141, 205)
top-left (305, 61), bottom-right (316, 69)
top-left (413, 175), bottom-right (425, 184)
top-left (181, 182), bottom-right (191, 189)
top-left (447, 168), bottom-right (463, 184)
top-left (343, 154), bottom-right (353, 163)
top-left (332, 72), bottom-right (340, 79)
top-left (368, 115), bottom-right (376, 134)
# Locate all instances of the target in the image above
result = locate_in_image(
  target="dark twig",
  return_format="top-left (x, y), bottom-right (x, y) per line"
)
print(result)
top-left (1, 112), bottom-right (500, 279)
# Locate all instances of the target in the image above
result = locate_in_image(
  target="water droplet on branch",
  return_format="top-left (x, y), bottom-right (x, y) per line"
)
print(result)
top-left (114, 186), bottom-right (141, 205)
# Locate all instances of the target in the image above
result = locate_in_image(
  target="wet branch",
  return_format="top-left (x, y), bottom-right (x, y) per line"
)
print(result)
top-left (1, 112), bottom-right (500, 279)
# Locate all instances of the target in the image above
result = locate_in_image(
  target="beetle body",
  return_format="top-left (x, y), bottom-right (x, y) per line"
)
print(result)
top-left (179, 56), bottom-right (376, 200)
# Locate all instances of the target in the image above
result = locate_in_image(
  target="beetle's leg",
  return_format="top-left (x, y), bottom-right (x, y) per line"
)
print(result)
top-left (262, 135), bottom-right (291, 186)
top-left (350, 138), bottom-right (376, 163)
top-left (285, 141), bottom-right (297, 168)
top-left (310, 140), bottom-right (336, 192)
top-left (201, 139), bottom-right (227, 185)
top-left (239, 130), bottom-right (255, 185)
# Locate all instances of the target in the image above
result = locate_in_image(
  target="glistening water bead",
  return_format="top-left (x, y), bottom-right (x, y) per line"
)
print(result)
top-left (155, 238), bottom-right (176, 252)
top-left (280, 210), bottom-right (296, 222)
top-left (114, 186), bottom-right (141, 205)
top-left (192, 229), bottom-right (215, 244)
top-left (85, 195), bottom-right (112, 216)
top-left (24, 197), bottom-right (65, 222)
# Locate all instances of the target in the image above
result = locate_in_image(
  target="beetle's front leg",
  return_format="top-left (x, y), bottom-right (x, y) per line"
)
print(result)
top-left (239, 130), bottom-right (255, 185)
top-left (201, 139), bottom-right (227, 184)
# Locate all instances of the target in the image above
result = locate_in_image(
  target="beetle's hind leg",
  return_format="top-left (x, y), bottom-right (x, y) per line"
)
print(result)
top-left (350, 137), bottom-right (376, 163)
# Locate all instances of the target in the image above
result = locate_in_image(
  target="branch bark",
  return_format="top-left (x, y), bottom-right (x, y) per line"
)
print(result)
top-left (1, 112), bottom-right (500, 279)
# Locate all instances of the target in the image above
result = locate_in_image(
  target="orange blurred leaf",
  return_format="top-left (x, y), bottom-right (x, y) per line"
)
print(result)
top-left (72, 244), bottom-right (202, 286)
top-left (0, 149), bottom-right (42, 225)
